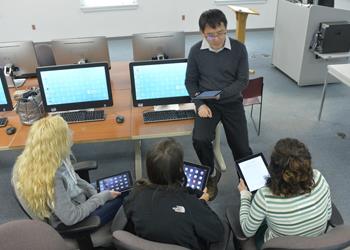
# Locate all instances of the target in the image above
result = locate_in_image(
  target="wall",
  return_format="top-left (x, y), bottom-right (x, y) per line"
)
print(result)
top-left (335, 0), bottom-right (350, 9)
top-left (0, 0), bottom-right (277, 42)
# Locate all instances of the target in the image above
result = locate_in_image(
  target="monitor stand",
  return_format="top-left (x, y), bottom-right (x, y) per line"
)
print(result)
top-left (153, 103), bottom-right (195, 112)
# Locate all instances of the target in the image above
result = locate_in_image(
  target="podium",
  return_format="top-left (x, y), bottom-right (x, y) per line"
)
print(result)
top-left (272, 0), bottom-right (350, 86)
top-left (228, 5), bottom-right (259, 44)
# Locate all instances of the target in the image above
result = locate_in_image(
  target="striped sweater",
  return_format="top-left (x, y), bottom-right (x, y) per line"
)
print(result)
top-left (239, 169), bottom-right (332, 242)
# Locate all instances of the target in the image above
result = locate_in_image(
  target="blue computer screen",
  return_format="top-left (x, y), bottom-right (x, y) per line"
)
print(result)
top-left (40, 66), bottom-right (109, 105)
top-left (132, 62), bottom-right (188, 100)
top-left (0, 77), bottom-right (7, 105)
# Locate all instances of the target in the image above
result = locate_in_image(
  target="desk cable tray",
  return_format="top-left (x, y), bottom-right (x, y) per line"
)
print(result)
top-left (143, 109), bottom-right (196, 123)
top-left (56, 110), bottom-right (105, 124)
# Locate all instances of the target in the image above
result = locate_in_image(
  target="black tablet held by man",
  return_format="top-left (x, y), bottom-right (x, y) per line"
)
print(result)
top-left (192, 90), bottom-right (222, 100)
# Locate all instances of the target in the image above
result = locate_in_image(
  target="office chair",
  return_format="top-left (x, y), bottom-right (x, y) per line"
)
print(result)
top-left (34, 43), bottom-right (56, 66)
top-left (0, 219), bottom-right (68, 250)
top-left (12, 160), bottom-right (113, 250)
top-left (225, 202), bottom-right (350, 250)
top-left (113, 230), bottom-right (191, 250)
top-left (112, 206), bottom-right (230, 250)
top-left (242, 77), bottom-right (264, 136)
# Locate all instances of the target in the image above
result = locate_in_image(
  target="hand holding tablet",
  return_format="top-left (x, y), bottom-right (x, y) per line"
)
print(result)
top-left (183, 161), bottom-right (210, 191)
top-left (235, 153), bottom-right (270, 193)
top-left (96, 171), bottom-right (133, 193)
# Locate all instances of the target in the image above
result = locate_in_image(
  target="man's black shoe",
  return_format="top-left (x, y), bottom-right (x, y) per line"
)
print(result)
top-left (207, 176), bottom-right (218, 201)
top-left (211, 164), bottom-right (222, 184)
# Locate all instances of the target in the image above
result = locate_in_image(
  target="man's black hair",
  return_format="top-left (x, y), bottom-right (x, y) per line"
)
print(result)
top-left (199, 9), bottom-right (227, 32)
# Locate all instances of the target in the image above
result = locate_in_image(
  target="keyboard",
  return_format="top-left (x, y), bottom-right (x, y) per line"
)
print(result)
top-left (143, 109), bottom-right (196, 123)
top-left (0, 117), bottom-right (8, 127)
top-left (57, 110), bottom-right (105, 124)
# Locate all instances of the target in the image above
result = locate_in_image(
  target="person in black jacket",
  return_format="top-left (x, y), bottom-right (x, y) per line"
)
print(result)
top-left (122, 138), bottom-right (224, 250)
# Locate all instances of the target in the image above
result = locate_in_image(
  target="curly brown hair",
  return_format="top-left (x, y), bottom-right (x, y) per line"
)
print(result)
top-left (266, 138), bottom-right (315, 197)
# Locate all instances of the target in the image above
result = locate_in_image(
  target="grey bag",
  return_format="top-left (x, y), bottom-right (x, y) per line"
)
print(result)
top-left (15, 88), bottom-right (45, 125)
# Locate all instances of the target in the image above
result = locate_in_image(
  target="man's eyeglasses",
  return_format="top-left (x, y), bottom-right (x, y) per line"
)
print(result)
top-left (205, 31), bottom-right (227, 40)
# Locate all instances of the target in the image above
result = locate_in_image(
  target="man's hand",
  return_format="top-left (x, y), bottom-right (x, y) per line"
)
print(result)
top-left (110, 190), bottom-right (122, 199)
top-left (198, 104), bottom-right (212, 118)
top-left (237, 178), bottom-right (248, 192)
top-left (199, 187), bottom-right (210, 201)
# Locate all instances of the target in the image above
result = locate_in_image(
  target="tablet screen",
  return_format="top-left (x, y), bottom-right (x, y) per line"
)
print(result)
top-left (235, 153), bottom-right (270, 192)
top-left (183, 161), bottom-right (210, 191)
top-left (96, 171), bottom-right (133, 193)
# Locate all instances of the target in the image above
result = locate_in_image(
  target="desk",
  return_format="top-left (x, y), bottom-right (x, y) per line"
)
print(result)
top-left (1, 61), bottom-right (227, 179)
top-left (318, 64), bottom-right (350, 120)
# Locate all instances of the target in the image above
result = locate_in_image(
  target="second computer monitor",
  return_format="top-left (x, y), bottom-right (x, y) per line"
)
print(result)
top-left (0, 70), bottom-right (13, 111)
top-left (132, 31), bottom-right (185, 61)
top-left (37, 62), bottom-right (113, 112)
top-left (129, 58), bottom-right (190, 107)
top-left (51, 36), bottom-right (111, 68)
top-left (0, 41), bottom-right (38, 78)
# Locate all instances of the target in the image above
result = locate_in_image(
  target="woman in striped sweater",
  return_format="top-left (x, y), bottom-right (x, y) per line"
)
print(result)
top-left (238, 138), bottom-right (332, 249)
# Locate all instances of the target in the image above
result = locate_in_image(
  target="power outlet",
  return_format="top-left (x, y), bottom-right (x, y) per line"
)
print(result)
top-left (31, 24), bottom-right (36, 30)
top-left (181, 15), bottom-right (185, 21)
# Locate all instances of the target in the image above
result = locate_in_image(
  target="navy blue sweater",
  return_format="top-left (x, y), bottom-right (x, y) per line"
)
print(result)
top-left (185, 38), bottom-right (249, 108)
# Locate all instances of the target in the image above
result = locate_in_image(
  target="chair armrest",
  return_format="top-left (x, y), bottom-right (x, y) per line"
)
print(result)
top-left (73, 161), bottom-right (98, 172)
top-left (56, 215), bottom-right (101, 235)
top-left (262, 225), bottom-right (350, 250)
top-left (113, 230), bottom-right (190, 250)
top-left (329, 202), bottom-right (344, 227)
top-left (73, 161), bottom-right (98, 183)
top-left (226, 206), bottom-right (247, 241)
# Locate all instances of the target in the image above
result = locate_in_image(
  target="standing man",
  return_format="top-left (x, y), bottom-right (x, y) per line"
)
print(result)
top-left (185, 9), bottom-right (252, 200)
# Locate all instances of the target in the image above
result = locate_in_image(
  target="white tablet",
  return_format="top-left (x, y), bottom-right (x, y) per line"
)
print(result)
top-left (235, 153), bottom-right (270, 193)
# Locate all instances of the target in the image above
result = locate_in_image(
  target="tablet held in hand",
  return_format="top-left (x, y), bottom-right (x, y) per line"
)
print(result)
top-left (192, 90), bottom-right (222, 100)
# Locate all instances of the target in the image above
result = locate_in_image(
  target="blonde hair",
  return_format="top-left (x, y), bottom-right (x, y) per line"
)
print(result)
top-left (12, 116), bottom-right (72, 219)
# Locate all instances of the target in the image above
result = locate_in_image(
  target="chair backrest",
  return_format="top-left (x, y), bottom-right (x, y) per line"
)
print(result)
top-left (34, 43), bottom-right (56, 66)
top-left (12, 179), bottom-right (42, 220)
top-left (0, 219), bottom-right (68, 250)
top-left (113, 230), bottom-right (190, 250)
top-left (262, 225), bottom-right (350, 250)
top-left (242, 77), bottom-right (263, 100)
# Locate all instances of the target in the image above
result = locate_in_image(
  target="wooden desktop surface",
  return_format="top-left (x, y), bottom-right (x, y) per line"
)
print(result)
top-left (0, 61), bottom-right (194, 150)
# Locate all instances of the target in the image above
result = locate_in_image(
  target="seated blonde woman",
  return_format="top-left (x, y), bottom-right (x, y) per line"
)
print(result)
top-left (12, 116), bottom-right (124, 228)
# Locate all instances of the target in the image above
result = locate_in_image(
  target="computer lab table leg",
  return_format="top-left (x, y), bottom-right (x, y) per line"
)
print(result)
top-left (318, 71), bottom-right (329, 121)
top-left (134, 140), bottom-right (142, 180)
top-left (214, 124), bottom-right (227, 172)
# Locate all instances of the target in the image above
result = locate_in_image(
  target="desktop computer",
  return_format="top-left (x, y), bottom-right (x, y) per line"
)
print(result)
top-left (317, 21), bottom-right (350, 53)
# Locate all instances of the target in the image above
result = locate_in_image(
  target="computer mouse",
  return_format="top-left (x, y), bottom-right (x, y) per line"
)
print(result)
top-left (6, 127), bottom-right (16, 135)
top-left (116, 115), bottom-right (125, 124)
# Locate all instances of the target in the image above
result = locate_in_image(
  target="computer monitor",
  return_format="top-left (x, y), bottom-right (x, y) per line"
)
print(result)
top-left (132, 31), bottom-right (185, 61)
top-left (0, 69), bottom-right (13, 111)
top-left (0, 41), bottom-right (38, 78)
top-left (129, 58), bottom-right (190, 107)
top-left (37, 62), bottom-right (113, 112)
top-left (306, 0), bottom-right (334, 7)
top-left (51, 36), bottom-right (111, 68)
top-left (317, 0), bottom-right (334, 7)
